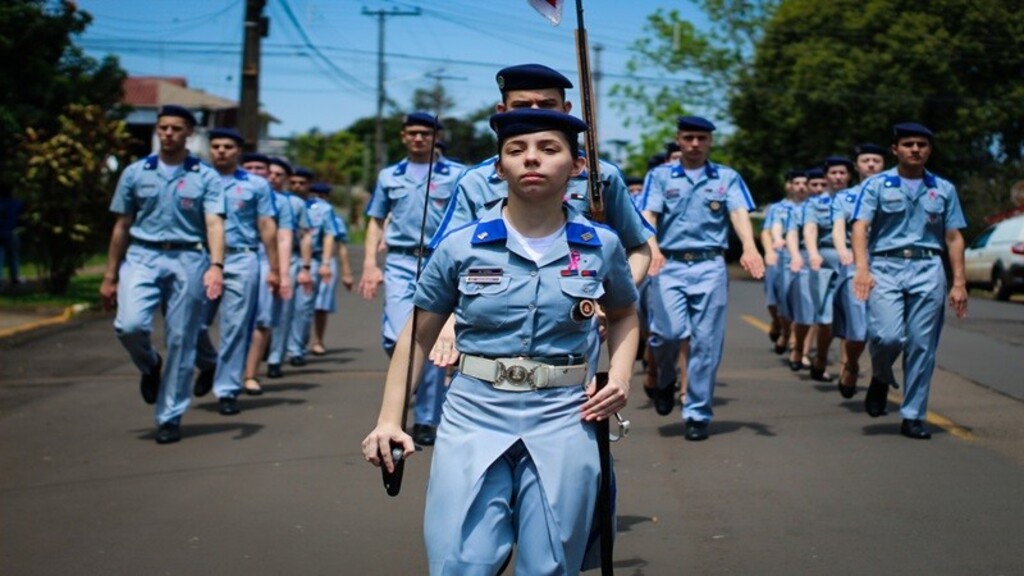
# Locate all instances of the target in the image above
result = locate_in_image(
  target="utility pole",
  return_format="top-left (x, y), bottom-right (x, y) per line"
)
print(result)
top-left (424, 68), bottom-right (466, 117)
top-left (239, 0), bottom-right (268, 153)
top-left (362, 6), bottom-right (421, 174)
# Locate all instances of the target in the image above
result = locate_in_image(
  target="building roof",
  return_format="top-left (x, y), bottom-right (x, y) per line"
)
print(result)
top-left (123, 77), bottom-right (237, 110)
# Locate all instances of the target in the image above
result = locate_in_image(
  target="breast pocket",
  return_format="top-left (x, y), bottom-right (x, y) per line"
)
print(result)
top-left (702, 191), bottom-right (727, 221)
top-left (385, 186), bottom-right (410, 201)
top-left (879, 190), bottom-right (907, 213)
top-left (457, 276), bottom-right (511, 329)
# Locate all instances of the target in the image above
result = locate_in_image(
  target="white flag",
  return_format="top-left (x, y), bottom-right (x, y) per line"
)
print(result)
top-left (528, 0), bottom-right (564, 26)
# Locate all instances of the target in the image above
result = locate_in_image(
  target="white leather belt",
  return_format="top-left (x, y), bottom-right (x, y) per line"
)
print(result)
top-left (458, 355), bottom-right (588, 392)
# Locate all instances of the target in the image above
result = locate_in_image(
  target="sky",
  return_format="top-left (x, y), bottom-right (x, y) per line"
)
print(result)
top-left (76, 0), bottom-right (709, 148)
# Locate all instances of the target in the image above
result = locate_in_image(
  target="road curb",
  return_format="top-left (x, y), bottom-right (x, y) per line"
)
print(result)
top-left (0, 303), bottom-right (92, 341)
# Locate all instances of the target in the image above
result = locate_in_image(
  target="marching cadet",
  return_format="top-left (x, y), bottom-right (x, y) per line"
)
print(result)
top-left (242, 156), bottom-right (296, 396)
top-left (784, 167), bottom-right (825, 372)
top-left (761, 171), bottom-right (801, 354)
top-left (241, 152), bottom-right (271, 178)
top-left (289, 178), bottom-right (336, 363)
top-left (831, 144), bottom-right (885, 397)
top-left (642, 116), bottom-right (765, 440)
top-left (193, 128), bottom-right (279, 415)
top-left (362, 109), bottom-right (638, 575)
top-left (852, 123), bottom-right (968, 439)
top-left (773, 170), bottom-right (805, 350)
top-left (305, 182), bottom-right (354, 356)
top-left (802, 156), bottom-right (854, 381)
top-left (99, 105), bottom-right (225, 444)
top-left (266, 159), bottom-right (314, 378)
top-left (358, 113), bottom-right (466, 447)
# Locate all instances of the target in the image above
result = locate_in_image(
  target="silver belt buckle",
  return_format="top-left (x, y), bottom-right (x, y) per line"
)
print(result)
top-left (682, 252), bottom-right (695, 261)
top-left (902, 248), bottom-right (913, 258)
top-left (496, 360), bottom-right (537, 389)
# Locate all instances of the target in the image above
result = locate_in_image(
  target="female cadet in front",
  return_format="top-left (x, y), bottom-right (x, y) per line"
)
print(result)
top-left (362, 108), bottom-right (639, 575)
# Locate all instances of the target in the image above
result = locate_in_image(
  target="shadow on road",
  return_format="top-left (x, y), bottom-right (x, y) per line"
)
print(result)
top-left (134, 422), bottom-right (265, 442)
top-left (658, 419), bottom-right (775, 438)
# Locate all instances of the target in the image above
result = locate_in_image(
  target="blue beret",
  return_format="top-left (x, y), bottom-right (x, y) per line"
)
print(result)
top-left (647, 152), bottom-right (667, 170)
top-left (158, 104), bottom-right (196, 127)
top-left (854, 143), bottom-right (886, 158)
top-left (805, 167), bottom-right (826, 180)
top-left (403, 112), bottom-right (443, 130)
top-left (434, 141), bottom-right (448, 152)
top-left (677, 116), bottom-right (716, 132)
top-left (208, 128), bottom-right (243, 144)
top-left (665, 141), bottom-right (681, 154)
top-left (625, 176), bottom-right (645, 187)
top-left (241, 153), bottom-right (270, 165)
top-left (293, 167), bottom-right (315, 179)
top-left (496, 64), bottom-right (573, 92)
top-left (784, 169), bottom-right (806, 181)
top-left (823, 156), bottom-right (854, 170)
top-left (309, 182), bottom-right (332, 195)
top-left (489, 109), bottom-right (588, 142)
top-left (892, 122), bottom-right (933, 141)
top-left (267, 157), bottom-right (293, 176)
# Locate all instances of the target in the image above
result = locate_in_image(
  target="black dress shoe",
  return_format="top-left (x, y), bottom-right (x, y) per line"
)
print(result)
top-left (267, 364), bottom-right (283, 378)
top-left (194, 366), bottom-right (215, 397)
top-left (654, 385), bottom-right (676, 416)
top-left (412, 424), bottom-right (437, 446)
top-left (218, 396), bottom-right (240, 416)
top-left (773, 343), bottom-right (787, 355)
top-left (864, 377), bottom-right (889, 417)
top-left (788, 360), bottom-right (803, 372)
top-left (810, 366), bottom-right (834, 382)
top-left (684, 419), bottom-right (709, 441)
top-left (155, 422), bottom-right (181, 444)
top-left (900, 419), bottom-right (932, 439)
top-left (289, 356), bottom-right (307, 367)
top-left (141, 354), bottom-right (162, 405)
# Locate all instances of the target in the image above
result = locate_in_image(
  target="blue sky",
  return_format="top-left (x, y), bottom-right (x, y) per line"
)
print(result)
top-left (76, 0), bottom-right (708, 145)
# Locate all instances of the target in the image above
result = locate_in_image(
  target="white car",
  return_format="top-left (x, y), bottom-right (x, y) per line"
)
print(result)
top-left (965, 213), bottom-right (1024, 300)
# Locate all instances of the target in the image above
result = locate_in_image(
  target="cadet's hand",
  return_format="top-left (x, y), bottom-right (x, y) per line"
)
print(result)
top-left (279, 275), bottom-right (294, 300)
top-left (204, 265), bottom-right (224, 300)
top-left (772, 238), bottom-right (786, 251)
top-left (267, 268), bottom-right (281, 297)
top-left (809, 252), bottom-right (823, 271)
top-left (838, 248), bottom-right (854, 266)
top-left (789, 253), bottom-right (804, 273)
top-left (341, 271), bottom-right (354, 291)
top-left (582, 374), bottom-right (629, 422)
top-left (99, 276), bottom-right (118, 311)
top-left (764, 248), bottom-right (778, 267)
top-left (853, 269), bottom-right (875, 301)
top-left (362, 425), bottom-right (415, 474)
top-left (429, 322), bottom-right (460, 367)
top-left (647, 246), bottom-right (666, 277)
top-left (297, 268), bottom-right (314, 295)
top-left (359, 265), bottom-right (384, 300)
top-left (949, 283), bottom-right (968, 319)
top-left (318, 263), bottom-right (332, 284)
top-left (741, 248), bottom-right (765, 279)
top-left (596, 307), bottom-right (609, 343)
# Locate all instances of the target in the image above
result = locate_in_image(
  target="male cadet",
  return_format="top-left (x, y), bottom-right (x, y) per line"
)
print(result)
top-left (435, 64), bottom-right (653, 286)
top-left (831, 144), bottom-right (886, 397)
top-left (358, 112), bottom-right (465, 447)
top-left (242, 153), bottom-right (270, 178)
top-left (306, 182), bottom-right (354, 355)
top-left (193, 128), bottom-right (279, 415)
top-left (242, 155), bottom-right (295, 396)
top-left (785, 167), bottom-right (826, 372)
top-left (642, 116), bottom-right (765, 441)
top-left (802, 156), bottom-right (854, 381)
top-left (99, 105), bottom-right (225, 444)
top-left (286, 168), bottom-right (333, 362)
top-left (852, 123), bottom-right (968, 439)
top-left (267, 159), bottom-right (314, 378)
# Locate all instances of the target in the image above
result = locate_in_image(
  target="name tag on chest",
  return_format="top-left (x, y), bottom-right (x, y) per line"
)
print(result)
top-left (466, 267), bottom-right (503, 284)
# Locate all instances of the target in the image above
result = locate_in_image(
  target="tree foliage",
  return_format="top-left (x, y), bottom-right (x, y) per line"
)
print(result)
top-left (20, 105), bottom-right (133, 293)
top-left (727, 0), bottom-right (1024, 222)
top-left (0, 1), bottom-right (125, 190)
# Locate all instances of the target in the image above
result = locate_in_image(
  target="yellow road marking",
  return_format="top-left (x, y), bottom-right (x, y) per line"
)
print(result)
top-left (740, 314), bottom-right (975, 441)
top-left (0, 305), bottom-right (78, 340)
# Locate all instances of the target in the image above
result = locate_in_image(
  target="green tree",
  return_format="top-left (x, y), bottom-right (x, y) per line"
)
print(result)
top-left (286, 129), bottom-right (365, 187)
top-left (20, 104), bottom-right (132, 294)
top-left (0, 1), bottom-right (125, 190)
top-left (728, 0), bottom-right (1024, 216)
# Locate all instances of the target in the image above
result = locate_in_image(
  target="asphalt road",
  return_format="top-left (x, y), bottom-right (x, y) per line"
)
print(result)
top-left (1, 259), bottom-right (1022, 576)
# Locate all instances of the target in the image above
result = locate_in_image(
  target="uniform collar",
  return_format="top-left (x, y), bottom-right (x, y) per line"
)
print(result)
top-left (470, 202), bottom-right (602, 248)
top-left (670, 161), bottom-right (719, 180)
top-left (233, 168), bottom-right (249, 181)
top-left (142, 154), bottom-right (201, 173)
top-left (392, 158), bottom-right (454, 177)
top-left (882, 169), bottom-right (938, 190)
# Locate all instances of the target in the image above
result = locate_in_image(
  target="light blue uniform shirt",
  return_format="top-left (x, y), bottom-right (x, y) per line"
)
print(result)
top-left (416, 202), bottom-right (638, 359)
top-left (366, 157), bottom-right (465, 248)
top-left (805, 193), bottom-right (836, 248)
top-left (433, 156), bottom-right (652, 251)
top-left (276, 192), bottom-right (307, 253)
top-left (220, 169), bottom-right (275, 248)
top-left (830, 187), bottom-right (859, 246)
top-left (643, 161), bottom-right (755, 251)
top-left (109, 155), bottom-right (225, 241)
top-left (852, 168), bottom-right (967, 251)
top-left (270, 190), bottom-right (294, 232)
top-left (305, 198), bottom-right (342, 254)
